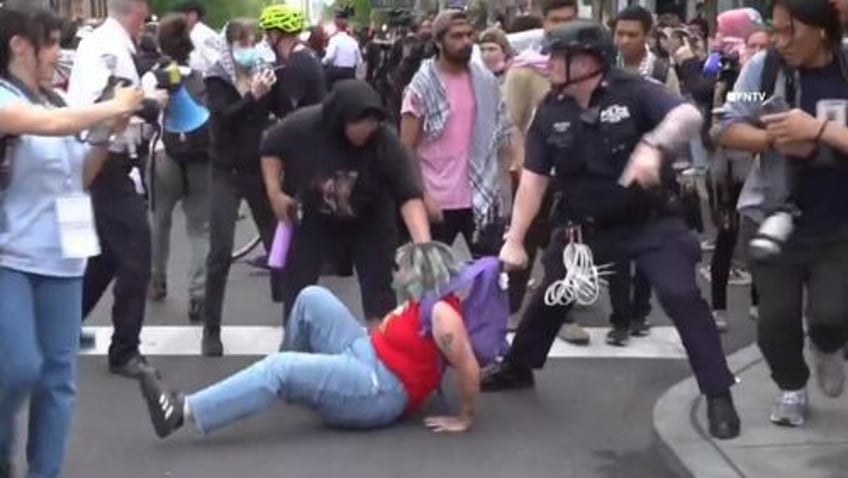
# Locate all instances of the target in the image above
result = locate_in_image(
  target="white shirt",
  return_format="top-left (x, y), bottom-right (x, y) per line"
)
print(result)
top-left (323, 32), bottom-right (362, 68)
top-left (189, 22), bottom-right (221, 74)
top-left (66, 17), bottom-right (147, 192)
top-left (67, 17), bottom-right (139, 107)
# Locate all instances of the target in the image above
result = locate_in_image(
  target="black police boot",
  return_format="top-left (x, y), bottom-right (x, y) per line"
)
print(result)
top-left (706, 392), bottom-right (741, 440)
top-left (139, 369), bottom-right (184, 439)
top-left (606, 326), bottom-right (630, 347)
top-left (202, 326), bottom-right (223, 357)
top-left (481, 361), bottom-right (535, 392)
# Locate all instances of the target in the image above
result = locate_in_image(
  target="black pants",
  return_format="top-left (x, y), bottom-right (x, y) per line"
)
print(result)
top-left (708, 180), bottom-right (758, 310)
top-left (326, 66), bottom-right (356, 90)
top-left (506, 217), bottom-right (736, 396)
top-left (281, 208), bottom-right (397, 324)
top-left (710, 224), bottom-right (758, 311)
top-left (204, 168), bottom-right (281, 328)
top-left (753, 231), bottom-right (848, 391)
top-left (608, 264), bottom-right (653, 328)
top-left (508, 178), bottom-right (555, 315)
top-left (82, 155), bottom-right (150, 366)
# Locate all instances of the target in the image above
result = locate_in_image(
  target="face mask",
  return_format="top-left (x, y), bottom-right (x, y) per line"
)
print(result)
top-left (232, 47), bottom-right (260, 69)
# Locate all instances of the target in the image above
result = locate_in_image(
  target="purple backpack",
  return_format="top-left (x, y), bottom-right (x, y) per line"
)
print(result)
top-left (420, 257), bottom-right (510, 366)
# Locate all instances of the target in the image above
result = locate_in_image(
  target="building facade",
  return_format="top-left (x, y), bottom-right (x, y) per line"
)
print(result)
top-left (49, 0), bottom-right (108, 19)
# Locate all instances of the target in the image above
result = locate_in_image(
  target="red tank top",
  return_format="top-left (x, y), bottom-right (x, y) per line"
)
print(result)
top-left (371, 297), bottom-right (461, 414)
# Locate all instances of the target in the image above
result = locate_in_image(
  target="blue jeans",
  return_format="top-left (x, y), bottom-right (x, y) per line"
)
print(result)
top-left (187, 286), bottom-right (408, 434)
top-left (0, 267), bottom-right (82, 478)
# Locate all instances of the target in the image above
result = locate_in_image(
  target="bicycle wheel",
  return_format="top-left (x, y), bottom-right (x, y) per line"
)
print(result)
top-left (232, 234), bottom-right (262, 261)
top-left (231, 200), bottom-right (264, 262)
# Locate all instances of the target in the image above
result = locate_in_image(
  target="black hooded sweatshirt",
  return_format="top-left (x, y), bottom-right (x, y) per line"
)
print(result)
top-left (259, 79), bottom-right (422, 224)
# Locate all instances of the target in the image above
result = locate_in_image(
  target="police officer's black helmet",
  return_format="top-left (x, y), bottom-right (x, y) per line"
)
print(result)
top-left (541, 19), bottom-right (616, 68)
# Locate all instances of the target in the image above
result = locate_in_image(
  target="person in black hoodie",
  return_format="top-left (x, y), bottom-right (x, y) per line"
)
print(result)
top-left (201, 19), bottom-right (281, 356)
top-left (260, 79), bottom-right (432, 329)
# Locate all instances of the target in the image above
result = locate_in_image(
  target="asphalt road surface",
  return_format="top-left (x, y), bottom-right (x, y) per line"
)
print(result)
top-left (14, 209), bottom-right (757, 478)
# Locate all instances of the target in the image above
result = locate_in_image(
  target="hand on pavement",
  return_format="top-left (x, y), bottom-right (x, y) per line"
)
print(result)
top-left (424, 415), bottom-right (473, 433)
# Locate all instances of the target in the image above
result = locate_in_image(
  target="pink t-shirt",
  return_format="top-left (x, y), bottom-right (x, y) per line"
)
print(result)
top-left (402, 70), bottom-right (476, 210)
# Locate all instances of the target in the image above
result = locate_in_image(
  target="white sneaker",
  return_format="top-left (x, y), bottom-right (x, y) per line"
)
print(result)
top-left (769, 389), bottom-right (808, 427)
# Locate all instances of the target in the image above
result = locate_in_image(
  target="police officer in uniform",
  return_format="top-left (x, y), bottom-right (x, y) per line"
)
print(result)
top-left (483, 20), bottom-right (741, 439)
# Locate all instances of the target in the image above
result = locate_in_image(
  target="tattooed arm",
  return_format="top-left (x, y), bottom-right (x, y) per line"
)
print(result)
top-left (426, 300), bottom-right (480, 433)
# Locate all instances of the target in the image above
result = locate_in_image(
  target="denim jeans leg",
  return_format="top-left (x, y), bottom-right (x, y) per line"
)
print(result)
top-left (187, 346), bottom-right (399, 434)
top-left (0, 268), bottom-right (40, 464)
top-left (284, 286), bottom-right (366, 353)
top-left (26, 275), bottom-right (81, 478)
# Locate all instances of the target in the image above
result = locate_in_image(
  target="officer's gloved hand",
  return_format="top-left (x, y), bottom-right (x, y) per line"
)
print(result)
top-left (499, 237), bottom-right (528, 271)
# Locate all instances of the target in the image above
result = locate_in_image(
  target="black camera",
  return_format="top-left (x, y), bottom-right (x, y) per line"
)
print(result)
top-left (97, 75), bottom-right (160, 125)
top-left (718, 52), bottom-right (741, 84)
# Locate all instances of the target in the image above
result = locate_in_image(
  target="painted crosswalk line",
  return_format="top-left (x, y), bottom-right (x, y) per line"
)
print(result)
top-left (79, 326), bottom-right (687, 359)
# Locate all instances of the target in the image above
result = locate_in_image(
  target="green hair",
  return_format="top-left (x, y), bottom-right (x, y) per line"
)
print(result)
top-left (392, 242), bottom-right (461, 303)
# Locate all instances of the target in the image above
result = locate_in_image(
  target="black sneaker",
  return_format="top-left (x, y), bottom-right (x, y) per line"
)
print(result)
top-left (79, 329), bottom-right (96, 350)
top-left (0, 462), bottom-right (12, 478)
top-left (110, 354), bottom-right (160, 380)
top-left (707, 393), bottom-right (741, 440)
top-left (629, 318), bottom-right (651, 337)
top-left (606, 327), bottom-right (630, 347)
top-left (481, 362), bottom-right (535, 392)
top-left (202, 327), bottom-right (223, 357)
top-left (188, 299), bottom-right (203, 323)
top-left (139, 369), bottom-right (184, 439)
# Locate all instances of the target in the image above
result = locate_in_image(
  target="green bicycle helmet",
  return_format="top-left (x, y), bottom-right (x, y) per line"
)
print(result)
top-left (259, 4), bottom-right (305, 34)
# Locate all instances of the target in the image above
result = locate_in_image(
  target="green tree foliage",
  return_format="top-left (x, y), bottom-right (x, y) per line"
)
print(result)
top-left (327, 0), bottom-right (371, 26)
top-left (152, 0), bottom-right (277, 28)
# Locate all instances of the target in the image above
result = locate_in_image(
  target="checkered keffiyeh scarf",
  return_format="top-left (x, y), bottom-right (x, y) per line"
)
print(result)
top-left (406, 59), bottom-right (512, 232)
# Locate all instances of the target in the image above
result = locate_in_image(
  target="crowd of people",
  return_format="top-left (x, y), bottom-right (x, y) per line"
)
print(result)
top-left (2, 0), bottom-right (848, 476)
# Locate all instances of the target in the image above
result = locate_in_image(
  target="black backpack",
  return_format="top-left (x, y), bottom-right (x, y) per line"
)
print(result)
top-left (651, 57), bottom-right (670, 85)
top-left (160, 70), bottom-right (210, 162)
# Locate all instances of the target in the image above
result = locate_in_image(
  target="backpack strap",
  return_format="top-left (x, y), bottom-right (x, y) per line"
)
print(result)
top-left (651, 57), bottom-right (669, 85)
top-left (760, 48), bottom-right (795, 106)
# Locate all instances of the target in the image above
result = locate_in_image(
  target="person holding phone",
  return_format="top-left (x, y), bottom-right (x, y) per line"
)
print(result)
top-left (0, 8), bottom-right (144, 478)
top-left (715, 0), bottom-right (848, 428)
top-left (201, 18), bottom-right (281, 357)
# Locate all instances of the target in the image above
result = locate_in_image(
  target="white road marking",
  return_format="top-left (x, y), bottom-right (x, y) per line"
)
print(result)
top-left (79, 326), bottom-right (687, 359)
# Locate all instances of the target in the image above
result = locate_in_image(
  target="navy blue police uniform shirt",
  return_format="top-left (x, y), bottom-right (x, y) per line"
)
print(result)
top-left (793, 60), bottom-right (848, 235)
top-left (524, 69), bottom-right (684, 225)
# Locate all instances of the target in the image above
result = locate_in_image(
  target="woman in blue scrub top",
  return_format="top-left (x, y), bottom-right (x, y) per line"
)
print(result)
top-left (0, 9), bottom-right (143, 478)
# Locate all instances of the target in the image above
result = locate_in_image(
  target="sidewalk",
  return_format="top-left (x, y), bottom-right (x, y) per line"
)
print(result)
top-left (654, 345), bottom-right (848, 478)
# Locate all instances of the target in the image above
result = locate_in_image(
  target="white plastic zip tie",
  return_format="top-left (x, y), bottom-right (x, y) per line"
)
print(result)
top-left (544, 225), bottom-right (615, 307)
